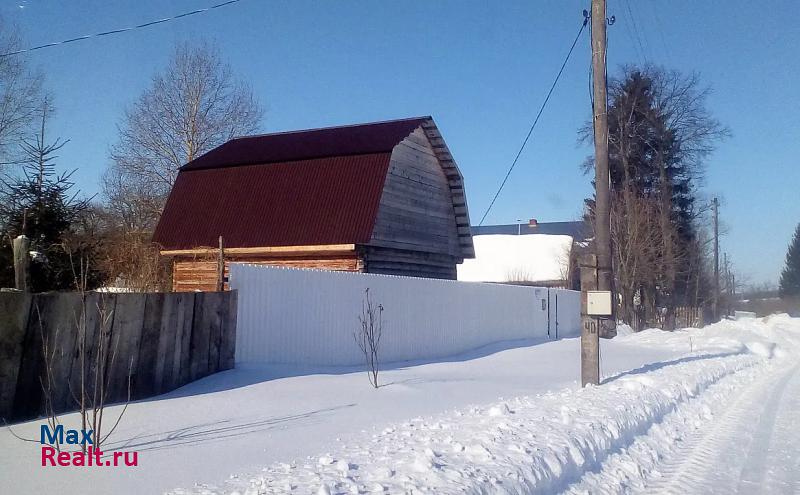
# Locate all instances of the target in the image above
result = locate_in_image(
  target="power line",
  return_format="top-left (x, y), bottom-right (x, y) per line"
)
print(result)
top-left (647, 0), bottom-right (672, 63)
top-left (618, 0), bottom-right (645, 64)
top-left (0, 0), bottom-right (247, 58)
top-left (623, 0), bottom-right (651, 62)
top-left (478, 14), bottom-right (589, 226)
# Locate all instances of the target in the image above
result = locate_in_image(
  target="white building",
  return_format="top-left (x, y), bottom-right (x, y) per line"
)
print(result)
top-left (457, 221), bottom-right (588, 287)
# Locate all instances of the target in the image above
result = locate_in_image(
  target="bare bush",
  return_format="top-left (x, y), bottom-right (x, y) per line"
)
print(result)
top-left (505, 267), bottom-right (537, 284)
top-left (73, 205), bottom-right (170, 291)
top-left (75, 295), bottom-right (131, 451)
top-left (354, 288), bottom-right (383, 389)
top-left (70, 254), bottom-right (130, 451)
top-left (101, 233), bottom-right (169, 292)
top-left (7, 264), bottom-right (130, 453)
top-left (37, 304), bottom-right (62, 450)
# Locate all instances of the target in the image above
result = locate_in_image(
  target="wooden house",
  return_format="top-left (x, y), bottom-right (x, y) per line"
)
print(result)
top-left (153, 117), bottom-right (474, 291)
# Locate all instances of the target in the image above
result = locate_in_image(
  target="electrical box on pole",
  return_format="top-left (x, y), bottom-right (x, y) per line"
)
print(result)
top-left (586, 291), bottom-right (613, 316)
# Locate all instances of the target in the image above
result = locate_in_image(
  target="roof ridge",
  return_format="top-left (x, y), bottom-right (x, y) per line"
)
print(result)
top-left (230, 115), bottom-right (432, 141)
top-left (179, 150), bottom-right (393, 171)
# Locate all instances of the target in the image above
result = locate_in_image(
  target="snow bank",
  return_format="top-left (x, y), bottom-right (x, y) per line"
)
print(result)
top-left (616, 313), bottom-right (800, 359)
top-left (457, 234), bottom-right (573, 283)
top-left (171, 316), bottom-right (800, 494)
top-left (175, 350), bottom-right (761, 494)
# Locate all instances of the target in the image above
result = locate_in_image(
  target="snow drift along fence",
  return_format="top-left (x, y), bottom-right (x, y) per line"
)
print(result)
top-left (0, 290), bottom-right (237, 422)
top-left (230, 264), bottom-right (580, 366)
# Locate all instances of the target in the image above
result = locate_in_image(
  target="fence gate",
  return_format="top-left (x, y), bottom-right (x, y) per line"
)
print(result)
top-left (555, 292), bottom-right (559, 339)
top-left (547, 289), bottom-right (551, 337)
top-left (544, 288), bottom-right (561, 340)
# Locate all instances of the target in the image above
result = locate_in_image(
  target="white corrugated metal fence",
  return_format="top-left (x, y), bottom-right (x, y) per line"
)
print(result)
top-left (230, 264), bottom-right (580, 366)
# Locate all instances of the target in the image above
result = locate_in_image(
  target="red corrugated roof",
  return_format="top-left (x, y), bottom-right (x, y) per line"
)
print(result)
top-left (180, 116), bottom-right (430, 171)
top-left (154, 154), bottom-right (392, 249)
top-left (154, 117), bottom-right (431, 250)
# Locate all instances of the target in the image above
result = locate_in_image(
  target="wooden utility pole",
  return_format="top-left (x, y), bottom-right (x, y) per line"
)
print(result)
top-left (216, 235), bottom-right (225, 292)
top-left (723, 252), bottom-right (731, 317)
top-left (591, 0), bottom-right (613, 303)
top-left (712, 197), bottom-right (719, 321)
top-left (581, 0), bottom-right (613, 387)
top-left (12, 235), bottom-right (31, 291)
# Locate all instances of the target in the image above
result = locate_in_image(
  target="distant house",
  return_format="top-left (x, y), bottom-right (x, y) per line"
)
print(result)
top-left (153, 117), bottom-right (474, 291)
top-left (457, 220), bottom-right (589, 288)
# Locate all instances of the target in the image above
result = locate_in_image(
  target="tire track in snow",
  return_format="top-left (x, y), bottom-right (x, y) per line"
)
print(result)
top-left (637, 370), bottom-right (769, 494)
top-left (738, 365), bottom-right (800, 493)
top-left (637, 362), bottom-right (800, 495)
top-left (765, 369), bottom-right (800, 493)
top-left (561, 353), bottom-right (766, 495)
top-left (737, 362), bottom-right (800, 494)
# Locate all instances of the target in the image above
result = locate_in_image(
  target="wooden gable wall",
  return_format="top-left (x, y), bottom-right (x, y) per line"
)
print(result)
top-left (364, 127), bottom-right (463, 279)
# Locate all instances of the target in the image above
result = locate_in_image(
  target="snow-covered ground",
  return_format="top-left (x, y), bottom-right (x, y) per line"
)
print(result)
top-left (0, 315), bottom-right (798, 494)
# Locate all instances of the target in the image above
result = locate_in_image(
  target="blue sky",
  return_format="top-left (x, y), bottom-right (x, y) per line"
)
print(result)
top-left (2, 0), bottom-right (798, 286)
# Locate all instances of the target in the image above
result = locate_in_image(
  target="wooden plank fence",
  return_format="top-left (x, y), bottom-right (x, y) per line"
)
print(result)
top-left (0, 290), bottom-right (237, 423)
top-left (630, 305), bottom-right (706, 331)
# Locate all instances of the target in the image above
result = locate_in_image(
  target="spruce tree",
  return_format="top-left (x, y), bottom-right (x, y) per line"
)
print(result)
top-left (779, 223), bottom-right (800, 298)
top-left (0, 101), bottom-right (92, 291)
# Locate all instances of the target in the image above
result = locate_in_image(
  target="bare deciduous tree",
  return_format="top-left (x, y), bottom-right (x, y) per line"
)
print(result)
top-left (611, 191), bottom-right (664, 329)
top-left (354, 288), bottom-right (383, 389)
top-left (104, 40), bottom-right (263, 231)
top-left (0, 19), bottom-right (44, 169)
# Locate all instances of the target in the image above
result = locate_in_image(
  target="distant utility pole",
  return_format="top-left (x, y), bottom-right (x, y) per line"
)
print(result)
top-left (723, 252), bottom-right (730, 317)
top-left (713, 197), bottom-right (720, 320)
top-left (581, 0), bottom-right (613, 387)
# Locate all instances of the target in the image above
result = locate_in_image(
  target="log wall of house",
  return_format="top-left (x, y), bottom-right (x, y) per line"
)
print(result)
top-left (366, 127), bottom-right (463, 279)
top-left (361, 246), bottom-right (457, 279)
top-left (172, 253), bottom-right (361, 292)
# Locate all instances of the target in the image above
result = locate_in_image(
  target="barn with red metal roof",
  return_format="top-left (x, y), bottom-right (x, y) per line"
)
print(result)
top-left (153, 116), bottom-right (474, 291)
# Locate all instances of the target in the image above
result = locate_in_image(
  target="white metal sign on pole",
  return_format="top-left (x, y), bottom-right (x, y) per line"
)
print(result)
top-left (586, 291), bottom-right (613, 316)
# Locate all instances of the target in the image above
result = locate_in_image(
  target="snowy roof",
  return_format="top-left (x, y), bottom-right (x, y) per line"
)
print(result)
top-left (456, 234), bottom-right (573, 283)
top-left (471, 221), bottom-right (589, 240)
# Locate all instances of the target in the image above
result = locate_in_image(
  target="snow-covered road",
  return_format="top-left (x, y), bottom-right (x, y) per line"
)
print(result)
top-left (210, 346), bottom-right (768, 495)
top-left (634, 361), bottom-right (800, 495)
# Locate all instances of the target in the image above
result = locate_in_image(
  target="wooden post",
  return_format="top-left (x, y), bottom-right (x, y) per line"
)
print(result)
top-left (591, 0), bottom-right (613, 299)
top-left (583, 0), bottom-right (613, 386)
top-left (216, 236), bottom-right (225, 292)
top-left (580, 254), bottom-right (600, 386)
top-left (12, 235), bottom-right (30, 292)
